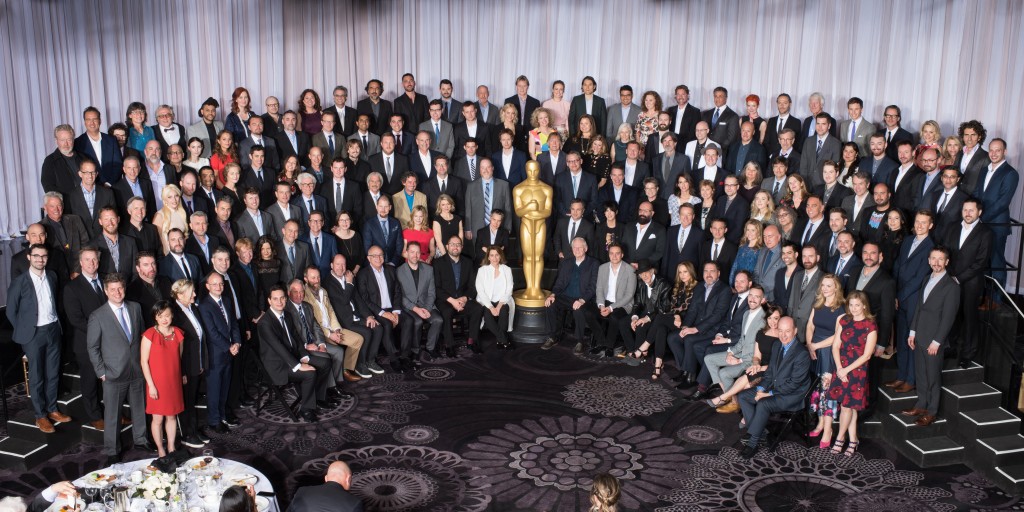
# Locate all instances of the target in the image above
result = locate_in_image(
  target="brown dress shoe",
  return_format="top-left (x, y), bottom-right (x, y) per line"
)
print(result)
top-left (716, 400), bottom-right (741, 414)
top-left (894, 383), bottom-right (916, 393)
top-left (35, 417), bottom-right (55, 433)
top-left (901, 407), bottom-right (927, 417)
top-left (90, 419), bottom-right (105, 431)
top-left (884, 380), bottom-right (904, 389)
top-left (915, 415), bottom-right (938, 426)
top-left (120, 416), bottom-right (132, 426)
top-left (343, 369), bottom-right (363, 382)
top-left (48, 411), bottom-right (72, 423)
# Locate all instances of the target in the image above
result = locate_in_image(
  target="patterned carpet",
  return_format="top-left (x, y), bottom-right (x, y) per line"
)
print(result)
top-left (1, 341), bottom-right (1022, 511)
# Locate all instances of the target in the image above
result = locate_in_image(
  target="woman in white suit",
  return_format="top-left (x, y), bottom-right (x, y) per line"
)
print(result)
top-left (475, 246), bottom-right (515, 350)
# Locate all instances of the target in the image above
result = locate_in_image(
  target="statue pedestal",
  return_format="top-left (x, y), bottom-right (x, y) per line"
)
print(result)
top-left (512, 289), bottom-right (551, 344)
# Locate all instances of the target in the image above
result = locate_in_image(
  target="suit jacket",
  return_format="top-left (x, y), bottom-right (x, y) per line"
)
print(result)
top-left (277, 239), bottom-right (312, 283)
top-left (423, 173), bottom-right (465, 216)
top-left (433, 254), bottom-right (478, 305)
top-left (355, 264), bottom-right (402, 315)
top-left (910, 171), bottom-right (943, 211)
top-left (43, 214), bottom-right (91, 272)
top-left (362, 215), bottom-right (404, 266)
top-left (595, 261), bottom-right (637, 310)
top-left (700, 238), bottom-right (738, 276)
top-left (883, 127), bottom-right (915, 161)
top-left (955, 147), bottom-right (991, 195)
top-left (765, 115), bottom-right (803, 156)
top-left (762, 176), bottom-right (790, 204)
top-left (533, 151), bottom-right (566, 186)
top-left (475, 226), bottom-right (511, 255)
top-left (621, 221), bottom-right (666, 266)
top-left (385, 130), bottom-right (416, 156)
top-left (394, 92), bottom-right (431, 128)
top-left (758, 339), bottom-right (813, 409)
top-left (798, 134), bottom-right (842, 188)
top-left (709, 195), bottom-right (750, 244)
top-left (754, 246), bottom-right (785, 302)
top-left (75, 133), bottom-right (123, 185)
top-left (723, 140), bottom-right (768, 175)
top-left (368, 152), bottom-right (411, 195)
top-left (454, 122), bottom-right (491, 159)
top-left (290, 193), bottom-right (328, 233)
top-left (436, 98), bottom-right (464, 124)
top-left (356, 97), bottom-right (394, 134)
top-left (6, 270), bottom-right (62, 345)
top-left (240, 166), bottom-right (277, 209)
top-left (888, 165), bottom-right (923, 214)
top-left (464, 178), bottom-right (513, 233)
top-left (419, 119), bottom-right (456, 157)
top-left (186, 121), bottom-right (225, 158)
top-left (814, 183), bottom-right (852, 212)
top-left (391, 190), bottom-right (427, 226)
top-left (239, 135), bottom-right (281, 170)
top-left (396, 261), bottom-right (437, 310)
top-left (662, 223), bottom-right (703, 277)
top-left (788, 269), bottom-right (824, 342)
top-left (89, 233), bottom-right (139, 279)
top-left (773, 266), bottom-right (796, 314)
top-left (682, 281), bottom-right (731, 335)
top-left (597, 184), bottom-right (640, 224)
top-left (727, 306), bottom-right (766, 362)
top-left (684, 139), bottom-right (721, 171)
top-left (41, 149), bottom-right (83, 198)
top-left (504, 94), bottom-right (542, 130)
top-left (322, 271), bottom-right (370, 329)
top-left (183, 233), bottom-right (219, 275)
top-left (768, 149), bottom-right (802, 176)
top-left (666, 103), bottom-right (702, 146)
top-left (568, 94), bottom-right (608, 140)
top-left (839, 118), bottom-right (876, 157)
top-left (553, 217), bottom-right (595, 258)
top-left (324, 104), bottom-right (359, 137)
top-left (255, 308), bottom-right (312, 385)
top-left (197, 294), bottom-right (241, 356)
top-left (909, 273), bottom-right (960, 347)
top-left (792, 216), bottom-right (831, 256)
top-left (943, 221), bottom-right (993, 285)
top-left (227, 263), bottom-right (261, 321)
top-left (301, 231), bottom-right (339, 274)
top-left (126, 276), bottom-right (171, 328)
top-left (859, 155), bottom-right (898, 185)
top-left (311, 131), bottom-right (346, 161)
top-left (977, 162), bottom-right (1020, 227)
top-left (840, 194), bottom-right (876, 234)
top-left (66, 184), bottom-right (116, 238)
top-left (112, 177), bottom-right (156, 221)
top-left (605, 102), bottom-right (641, 139)
top-left (158, 252), bottom-right (202, 282)
top-left (475, 101), bottom-right (501, 126)
top-left (490, 149), bottom-right (528, 185)
top-left (287, 481), bottom-right (364, 512)
top-left (930, 188), bottom-right (968, 235)
top-left (347, 131), bottom-right (382, 160)
top-left (893, 235), bottom-right (934, 318)
top-left (266, 202), bottom-right (303, 239)
top-left (318, 178), bottom-right (361, 225)
top-left (653, 152), bottom-right (692, 194)
top-left (409, 149), bottom-right (443, 184)
top-left (826, 253), bottom-right (862, 288)
top-left (550, 256), bottom-right (598, 301)
top-left (86, 299), bottom-right (144, 382)
top-left (701, 106), bottom-right (740, 153)
top-left (235, 208), bottom-right (275, 243)
top-left (274, 130), bottom-right (313, 168)
top-left (845, 266), bottom-right (895, 346)
top-left (800, 113), bottom-right (838, 141)
top-left (553, 171), bottom-right (599, 218)
top-left (150, 123), bottom-right (188, 156)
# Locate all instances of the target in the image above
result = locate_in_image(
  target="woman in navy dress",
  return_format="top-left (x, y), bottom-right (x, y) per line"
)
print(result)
top-left (806, 275), bottom-right (846, 449)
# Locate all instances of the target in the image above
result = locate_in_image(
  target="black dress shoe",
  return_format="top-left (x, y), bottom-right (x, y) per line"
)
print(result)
top-left (675, 380), bottom-right (698, 391)
top-left (238, 398), bottom-right (255, 409)
top-left (301, 410), bottom-right (318, 423)
top-left (670, 372), bottom-right (690, 384)
top-left (332, 389), bottom-right (354, 398)
top-left (134, 440), bottom-right (157, 452)
top-left (688, 388), bottom-right (712, 401)
top-left (223, 415), bottom-right (240, 427)
top-left (740, 444), bottom-right (759, 459)
top-left (959, 359), bottom-right (971, 369)
top-left (589, 346), bottom-right (605, 356)
top-left (208, 424), bottom-right (229, 435)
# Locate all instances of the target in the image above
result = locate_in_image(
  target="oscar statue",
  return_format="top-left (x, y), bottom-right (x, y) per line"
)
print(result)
top-left (511, 161), bottom-right (554, 342)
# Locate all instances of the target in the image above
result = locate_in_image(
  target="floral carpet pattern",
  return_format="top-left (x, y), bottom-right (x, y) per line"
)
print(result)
top-left (1, 343), bottom-right (1022, 510)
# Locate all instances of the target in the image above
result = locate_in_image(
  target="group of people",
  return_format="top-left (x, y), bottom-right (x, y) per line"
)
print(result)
top-left (10, 74), bottom-right (1014, 469)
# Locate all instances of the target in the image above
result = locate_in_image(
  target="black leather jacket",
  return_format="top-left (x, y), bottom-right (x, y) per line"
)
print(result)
top-left (630, 275), bottom-right (673, 318)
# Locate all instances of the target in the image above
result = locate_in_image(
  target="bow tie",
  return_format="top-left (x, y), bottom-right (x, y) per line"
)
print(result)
top-left (163, 127), bottom-right (174, 132)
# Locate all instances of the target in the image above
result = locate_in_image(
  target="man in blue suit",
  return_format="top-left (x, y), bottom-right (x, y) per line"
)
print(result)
top-left (197, 272), bottom-right (241, 434)
top-left (158, 228), bottom-right (202, 282)
top-left (362, 195), bottom-right (404, 266)
top-left (291, 172), bottom-right (328, 235)
top-left (74, 107), bottom-right (123, 186)
top-left (669, 261), bottom-right (731, 388)
top-left (975, 138), bottom-right (1019, 287)
top-left (738, 316), bottom-right (812, 458)
top-left (889, 210), bottom-right (935, 392)
top-left (302, 211), bottom-right (339, 274)
top-left (859, 133), bottom-right (898, 185)
top-left (554, 151), bottom-right (599, 218)
top-left (6, 244), bottom-right (70, 433)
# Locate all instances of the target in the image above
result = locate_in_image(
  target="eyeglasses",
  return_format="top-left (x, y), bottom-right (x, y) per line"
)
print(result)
top-left (266, 103), bottom-right (279, 108)
top-left (157, 114), bottom-right (172, 119)
top-left (368, 254), bottom-right (384, 259)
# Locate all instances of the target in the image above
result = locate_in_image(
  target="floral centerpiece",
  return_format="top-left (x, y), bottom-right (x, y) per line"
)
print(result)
top-left (134, 471), bottom-right (179, 502)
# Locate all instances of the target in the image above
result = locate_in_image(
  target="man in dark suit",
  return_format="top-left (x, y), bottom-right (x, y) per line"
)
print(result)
top-left (900, 247), bottom-right (960, 427)
top-left (890, 211), bottom-right (936, 392)
top-left (955, 120), bottom-right (991, 195)
top-left (320, 254), bottom-right (376, 377)
top-left (324, 86), bottom-right (359, 137)
top-left (474, 84), bottom-right (501, 126)
top-left (652, 134), bottom-right (690, 196)
top-left (312, 111), bottom-right (347, 162)
top-left (197, 272), bottom-right (241, 435)
top-left (490, 134), bottom-right (527, 185)
top-left (257, 285), bottom-right (332, 422)
top-left (666, 85), bottom-right (702, 147)
top-left (319, 157), bottom-right (362, 225)
top-left (112, 157), bottom-right (156, 221)
top-left (172, 279), bottom-right (212, 448)
top-left (800, 93), bottom-right (838, 141)
top-left (90, 207), bottom-right (139, 279)
top-left (85, 273), bottom-right (149, 460)
top-left (880, 105), bottom-right (915, 162)
top-left (356, 79), bottom-right (394, 134)
top-left (422, 155), bottom-right (465, 216)
top-left (384, 113), bottom-right (416, 156)
top-left (238, 116), bottom-right (281, 170)
top-left (773, 242), bottom-right (800, 311)
top-left (888, 141), bottom-right (922, 215)
top-left (537, 133), bottom-right (568, 185)
top-left (436, 78), bottom-right (464, 124)
top-left (620, 201), bottom-right (666, 267)
top-left (860, 133), bottom-right (899, 185)
top-left (738, 316), bottom-right (813, 458)
top-left (67, 160), bottom-right (116, 238)
top-left (288, 461), bottom-right (364, 512)
top-left (765, 94), bottom-right (803, 156)
top-left (7, 244), bottom-right (69, 434)
top-left (355, 246), bottom-right (405, 370)
top-left (240, 146), bottom-right (277, 209)
top-left (409, 131), bottom-right (443, 185)
top-left (814, 162), bottom-right (852, 212)
top-left (762, 157), bottom-right (792, 204)
top-left (183, 211), bottom-right (220, 275)
top-left (910, 148), bottom-right (943, 211)
top-left (158, 228), bottom-right (201, 282)
top-left (368, 133), bottom-right (411, 195)
top-left (419, 101), bottom-right (456, 159)
top-left (798, 113), bottom-right (842, 189)
top-left (644, 112), bottom-right (674, 164)
top-left (793, 196), bottom-right (831, 256)
top-left (930, 166), bottom-right (968, 236)
top-left (179, 169), bottom-right (212, 219)
top-left (475, 209), bottom-right (512, 258)
top-left (125, 252), bottom-right (170, 329)
top-left (277, 219), bottom-right (312, 283)
top-left (552, 199), bottom-right (595, 260)
top-left (663, 204), bottom-right (702, 277)
top-left (701, 87), bottom-right (740, 155)
top-left (597, 164), bottom-right (640, 224)
top-left (709, 176), bottom-right (750, 244)
top-left (301, 210), bottom-right (339, 274)
top-left (789, 245), bottom-right (824, 343)
top-left (699, 219), bottom-right (738, 278)
top-left (668, 261), bottom-right (731, 387)
top-left (10, 225), bottom-right (70, 285)
top-left (553, 151), bottom-right (599, 218)
top-left (504, 75), bottom-right (542, 131)
top-left (943, 198), bottom-right (992, 369)
top-left (975, 138), bottom-right (1018, 287)
top-left (41, 124), bottom-right (83, 198)
top-left (688, 143), bottom-right (728, 197)
top-left (75, 107), bottom-right (123, 185)
top-left (840, 172), bottom-right (876, 238)
top-left (724, 122), bottom-right (768, 175)
top-left (432, 235), bottom-right (484, 355)
top-left (826, 231), bottom-right (862, 288)
top-left (540, 238), bottom-right (598, 353)
top-left (567, 76), bottom-right (607, 138)
top-left (394, 73), bottom-right (431, 128)
top-left (275, 111), bottom-right (313, 168)
top-left (151, 105), bottom-right (188, 158)
top-left (292, 172), bottom-right (328, 233)
top-left (361, 194), bottom-right (404, 266)
top-left (235, 188), bottom-right (275, 242)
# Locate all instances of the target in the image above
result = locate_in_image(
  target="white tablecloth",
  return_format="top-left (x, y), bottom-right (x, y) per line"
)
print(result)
top-left (71, 457), bottom-right (280, 512)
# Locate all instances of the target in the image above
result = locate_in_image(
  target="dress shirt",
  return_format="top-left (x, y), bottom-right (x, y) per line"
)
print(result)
top-left (88, 134), bottom-right (104, 164)
top-left (959, 220), bottom-right (978, 248)
top-left (634, 223), bottom-right (649, 249)
top-left (372, 266), bottom-right (393, 312)
top-left (148, 163), bottom-right (168, 210)
top-left (418, 152), bottom-right (432, 177)
top-left (922, 271), bottom-right (946, 303)
top-left (103, 234), bottom-right (122, 272)
top-left (702, 166), bottom-right (719, 182)
top-left (274, 311), bottom-right (308, 371)
top-left (277, 202), bottom-right (292, 221)
top-left (81, 184), bottom-right (97, 217)
top-left (29, 270), bottom-right (59, 326)
top-left (605, 262), bottom-right (622, 303)
top-left (983, 161), bottom-right (1004, 192)
top-left (246, 209), bottom-right (265, 237)
top-left (855, 266), bottom-right (877, 290)
top-left (960, 145), bottom-right (978, 173)
top-left (894, 165), bottom-right (913, 189)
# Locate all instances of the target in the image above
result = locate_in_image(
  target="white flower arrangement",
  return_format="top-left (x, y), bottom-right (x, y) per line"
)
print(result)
top-left (134, 472), bottom-right (179, 502)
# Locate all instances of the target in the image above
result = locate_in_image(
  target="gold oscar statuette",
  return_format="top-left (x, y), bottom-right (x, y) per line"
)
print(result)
top-left (512, 160), bottom-right (553, 307)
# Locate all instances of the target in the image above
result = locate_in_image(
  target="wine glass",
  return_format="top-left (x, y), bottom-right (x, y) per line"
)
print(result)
top-left (84, 486), bottom-right (99, 506)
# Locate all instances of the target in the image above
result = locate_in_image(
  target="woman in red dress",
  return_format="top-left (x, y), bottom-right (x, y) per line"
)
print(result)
top-left (828, 291), bottom-right (877, 457)
top-left (141, 300), bottom-right (185, 457)
top-left (402, 205), bottom-right (435, 263)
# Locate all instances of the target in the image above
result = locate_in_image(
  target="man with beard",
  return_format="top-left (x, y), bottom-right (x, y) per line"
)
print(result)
top-left (644, 111), bottom-right (674, 163)
top-left (856, 183), bottom-right (895, 244)
top-left (788, 245), bottom-right (824, 343)
top-left (126, 252), bottom-right (170, 328)
top-left (621, 201), bottom-right (665, 267)
top-left (41, 124), bottom-right (83, 198)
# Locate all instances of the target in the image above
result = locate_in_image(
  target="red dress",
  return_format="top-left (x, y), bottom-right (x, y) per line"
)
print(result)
top-left (403, 228), bottom-right (434, 261)
top-left (829, 317), bottom-right (875, 411)
top-left (144, 327), bottom-right (185, 415)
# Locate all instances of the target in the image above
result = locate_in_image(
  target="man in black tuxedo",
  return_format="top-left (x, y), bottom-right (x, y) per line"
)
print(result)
top-left (432, 235), bottom-right (484, 356)
top-left (537, 133), bottom-right (567, 185)
top-left (880, 105), bottom-right (915, 162)
top-left (288, 461), bottom-right (364, 512)
top-left (150, 105), bottom-right (188, 159)
top-left (125, 252), bottom-right (170, 329)
top-left (553, 199), bottom-right (595, 260)
top-left (699, 219), bottom-right (738, 279)
top-left (765, 93), bottom-right (803, 156)
top-left (409, 131), bottom-right (442, 184)
top-left (385, 113), bottom-right (416, 156)
top-left (888, 140), bottom-right (922, 215)
top-left (318, 157), bottom-right (361, 225)
top-left (567, 76), bottom-right (607, 138)
top-left (954, 120), bottom-right (991, 195)
top-left (930, 166), bottom-right (968, 235)
top-left (275, 111), bottom-right (313, 168)
top-left (41, 124), bottom-right (83, 198)
top-left (943, 198), bottom-right (992, 368)
top-left (62, 247), bottom-right (106, 430)
top-left (504, 75), bottom-right (541, 131)
top-left (454, 103), bottom-right (491, 159)
top-left (240, 146), bottom-right (277, 209)
top-left (701, 87), bottom-right (740, 155)
top-left (368, 133), bottom-right (411, 196)
top-left (324, 85), bottom-right (359, 137)
top-left (666, 84), bottom-right (702, 147)
top-left (76, 107), bottom-right (123, 185)
top-left (540, 238), bottom-right (599, 353)
top-left (620, 201), bottom-right (666, 268)
top-left (663, 203), bottom-right (702, 277)
top-left (355, 79), bottom-right (394, 134)
top-left (355, 245), bottom-right (405, 372)
top-left (394, 73), bottom-right (430, 128)
top-left (553, 151), bottom-right (599, 218)
top-left (256, 285), bottom-right (332, 422)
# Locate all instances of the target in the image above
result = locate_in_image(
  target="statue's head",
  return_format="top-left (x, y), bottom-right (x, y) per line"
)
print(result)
top-left (525, 160), bottom-right (540, 180)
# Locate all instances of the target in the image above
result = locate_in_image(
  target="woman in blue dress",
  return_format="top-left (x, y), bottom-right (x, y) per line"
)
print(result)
top-left (806, 274), bottom-right (846, 449)
top-left (729, 220), bottom-right (763, 286)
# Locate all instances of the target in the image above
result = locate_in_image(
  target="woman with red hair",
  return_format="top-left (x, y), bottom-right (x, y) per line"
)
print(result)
top-left (225, 87), bottom-right (257, 143)
top-left (741, 94), bottom-right (767, 144)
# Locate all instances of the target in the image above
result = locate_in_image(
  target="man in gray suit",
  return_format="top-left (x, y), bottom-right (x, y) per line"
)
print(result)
top-left (474, 85), bottom-right (501, 126)
top-left (236, 187), bottom-right (274, 242)
top-left (590, 243), bottom-right (637, 356)
top-left (396, 242), bottom-right (442, 363)
top-left (6, 244), bottom-right (69, 434)
top-left (799, 113), bottom-right (843, 189)
top-left (86, 273), bottom-right (149, 461)
top-left (788, 245), bottom-right (823, 343)
top-left (419, 100), bottom-right (455, 158)
top-left (762, 157), bottom-right (790, 204)
top-left (312, 111), bottom-right (345, 161)
top-left (278, 219), bottom-right (311, 284)
top-left (704, 285), bottom-right (766, 394)
top-left (238, 116), bottom-right (280, 169)
top-left (605, 85), bottom-right (641, 139)
top-left (838, 97), bottom-right (876, 157)
top-left (186, 98), bottom-right (224, 158)
top-left (267, 181), bottom-right (302, 237)
top-left (463, 158), bottom-right (512, 254)
top-left (754, 226), bottom-right (785, 301)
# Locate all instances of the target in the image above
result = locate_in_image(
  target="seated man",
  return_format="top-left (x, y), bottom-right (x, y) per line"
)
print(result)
top-left (432, 235), bottom-right (484, 356)
top-left (687, 271), bottom-right (754, 399)
top-left (702, 284), bottom-right (766, 400)
top-left (354, 245), bottom-right (404, 372)
top-left (396, 242), bottom-right (442, 365)
top-left (590, 243), bottom-right (636, 357)
top-left (738, 316), bottom-right (812, 458)
top-left (668, 261), bottom-right (731, 389)
top-left (303, 266), bottom-right (365, 384)
top-left (256, 285), bottom-right (333, 423)
top-left (475, 209), bottom-right (511, 259)
top-left (541, 237), bottom-right (598, 354)
top-left (286, 279), bottom-right (350, 402)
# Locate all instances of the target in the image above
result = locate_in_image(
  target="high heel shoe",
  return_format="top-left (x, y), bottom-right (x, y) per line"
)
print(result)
top-left (818, 438), bottom-right (832, 450)
top-left (651, 362), bottom-right (663, 380)
top-left (625, 349), bottom-right (647, 367)
top-left (831, 438), bottom-right (846, 454)
top-left (808, 428), bottom-right (823, 438)
top-left (844, 440), bottom-right (860, 457)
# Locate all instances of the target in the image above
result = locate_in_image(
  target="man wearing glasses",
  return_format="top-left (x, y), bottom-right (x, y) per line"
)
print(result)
top-left (355, 246), bottom-right (405, 372)
top-left (709, 175), bottom-right (750, 244)
top-left (151, 104), bottom-right (187, 157)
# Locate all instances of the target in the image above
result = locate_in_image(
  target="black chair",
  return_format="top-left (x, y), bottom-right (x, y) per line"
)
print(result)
top-left (766, 375), bottom-right (820, 452)
top-left (252, 356), bottom-right (300, 422)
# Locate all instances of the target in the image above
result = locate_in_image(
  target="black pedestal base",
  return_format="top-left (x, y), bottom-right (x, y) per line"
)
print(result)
top-left (511, 305), bottom-right (549, 344)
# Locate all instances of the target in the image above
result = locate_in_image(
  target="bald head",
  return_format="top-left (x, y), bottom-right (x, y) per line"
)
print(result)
top-left (325, 461), bottom-right (353, 489)
top-left (778, 316), bottom-right (796, 343)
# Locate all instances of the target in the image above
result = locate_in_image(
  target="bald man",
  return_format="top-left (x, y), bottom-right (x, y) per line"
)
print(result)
top-left (288, 460), bottom-right (363, 511)
top-left (11, 223), bottom-right (70, 283)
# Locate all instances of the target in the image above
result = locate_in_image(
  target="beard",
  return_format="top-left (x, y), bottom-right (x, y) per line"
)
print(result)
top-left (637, 214), bottom-right (651, 225)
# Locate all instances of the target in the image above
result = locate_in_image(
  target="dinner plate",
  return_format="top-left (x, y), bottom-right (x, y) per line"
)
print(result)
top-left (184, 456), bottom-right (220, 471)
top-left (83, 470), bottom-right (118, 487)
top-left (255, 496), bottom-right (270, 511)
top-left (229, 473), bottom-right (259, 486)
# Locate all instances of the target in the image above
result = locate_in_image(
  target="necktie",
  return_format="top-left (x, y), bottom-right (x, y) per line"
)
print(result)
top-left (836, 258), bottom-right (846, 275)
top-left (444, 102), bottom-right (450, 120)
top-left (484, 181), bottom-right (492, 223)
top-left (849, 121), bottom-right (856, 141)
top-left (255, 212), bottom-right (264, 236)
top-left (441, 179), bottom-right (447, 193)
top-left (469, 158), bottom-right (476, 180)
top-left (570, 220), bottom-right (577, 241)
top-left (289, 132), bottom-right (297, 152)
top-left (180, 257), bottom-right (192, 280)
top-left (223, 274), bottom-right (240, 318)
top-left (313, 236), bottom-right (321, 259)
top-left (185, 199), bottom-right (193, 214)
top-left (665, 155), bottom-right (673, 181)
top-left (396, 132), bottom-right (402, 147)
top-left (92, 278), bottom-right (103, 296)
top-left (886, 131), bottom-right (892, 144)
top-left (712, 108), bottom-right (720, 126)
top-left (802, 272), bottom-right (811, 289)
top-left (257, 169), bottom-right (264, 184)
top-left (803, 222), bottom-right (815, 245)
top-left (773, 181), bottom-right (781, 196)
top-left (777, 117), bottom-right (783, 133)
top-left (327, 134), bottom-right (335, 156)
top-left (678, 228), bottom-right (686, 251)
top-left (335, 183), bottom-right (343, 210)
top-left (306, 199), bottom-right (313, 214)
top-left (712, 242), bottom-right (719, 260)
top-left (829, 233), bottom-right (837, 255)
top-left (217, 299), bottom-right (229, 325)
top-left (362, 135), bottom-right (368, 154)
top-left (381, 219), bottom-right (389, 243)
top-left (119, 306), bottom-right (131, 340)
top-left (255, 137), bottom-right (263, 147)
top-left (288, 245), bottom-right (295, 264)
top-left (572, 174), bottom-right (579, 196)
top-left (434, 123), bottom-right (440, 142)
top-left (816, 139), bottom-right (823, 156)
top-left (208, 190), bottom-right (215, 203)
top-left (938, 192), bottom-right (949, 212)
top-left (386, 156), bottom-right (393, 180)
top-left (297, 305), bottom-right (314, 345)
top-left (761, 250), bottom-right (772, 274)
top-left (279, 315), bottom-right (294, 349)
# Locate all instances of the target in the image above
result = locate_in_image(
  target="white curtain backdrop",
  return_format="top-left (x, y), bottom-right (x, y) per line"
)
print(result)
top-left (2, 0), bottom-right (1023, 275)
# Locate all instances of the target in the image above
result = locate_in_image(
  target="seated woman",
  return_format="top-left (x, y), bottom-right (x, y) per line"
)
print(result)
top-left (706, 304), bottom-right (783, 413)
top-left (594, 202), bottom-right (623, 262)
top-left (225, 87), bottom-right (257, 143)
top-left (475, 246), bottom-right (515, 350)
top-left (151, 184), bottom-right (189, 255)
top-left (141, 300), bottom-right (185, 458)
top-left (627, 261), bottom-right (696, 380)
top-left (431, 194), bottom-right (463, 259)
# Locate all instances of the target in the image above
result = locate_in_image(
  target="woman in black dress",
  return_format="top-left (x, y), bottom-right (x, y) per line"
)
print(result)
top-left (431, 194), bottom-right (464, 258)
top-left (594, 202), bottom-right (624, 263)
top-left (878, 209), bottom-right (907, 274)
top-left (332, 211), bottom-right (365, 275)
top-left (253, 236), bottom-right (281, 302)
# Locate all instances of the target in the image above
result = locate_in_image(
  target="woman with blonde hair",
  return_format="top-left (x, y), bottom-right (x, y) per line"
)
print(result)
top-left (432, 194), bottom-right (463, 258)
top-left (528, 107), bottom-right (556, 159)
top-left (915, 120), bottom-right (943, 163)
top-left (750, 190), bottom-right (776, 226)
top-left (499, 103), bottom-right (527, 153)
top-left (589, 473), bottom-right (621, 512)
top-left (730, 220), bottom-right (764, 285)
top-left (781, 174), bottom-right (811, 218)
top-left (402, 205), bottom-right (435, 263)
top-left (806, 274), bottom-right (847, 449)
top-left (151, 184), bottom-right (189, 254)
top-left (939, 135), bottom-right (963, 167)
